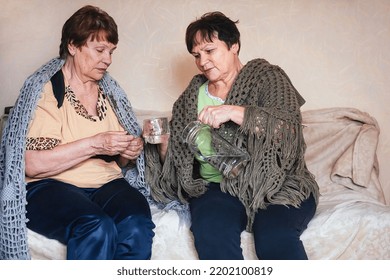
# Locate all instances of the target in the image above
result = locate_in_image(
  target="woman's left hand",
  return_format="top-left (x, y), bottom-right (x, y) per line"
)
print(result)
top-left (120, 136), bottom-right (144, 161)
top-left (198, 105), bottom-right (245, 128)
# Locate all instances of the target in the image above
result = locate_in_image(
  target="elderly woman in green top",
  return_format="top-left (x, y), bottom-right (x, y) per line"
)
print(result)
top-left (145, 11), bottom-right (319, 260)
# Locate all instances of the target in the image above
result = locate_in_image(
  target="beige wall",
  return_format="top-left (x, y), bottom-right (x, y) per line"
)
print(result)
top-left (1, 0), bottom-right (389, 203)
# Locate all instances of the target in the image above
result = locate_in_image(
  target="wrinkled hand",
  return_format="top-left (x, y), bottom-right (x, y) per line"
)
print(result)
top-left (93, 131), bottom-right (143, 160)
top-left (198, 105), bottom-right (245, 128)
top-left (120, 136), bottom-right (144, 161)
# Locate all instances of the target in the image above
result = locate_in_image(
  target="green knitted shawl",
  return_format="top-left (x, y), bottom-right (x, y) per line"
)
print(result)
top-left (146, 58), bottom-right (319, 230)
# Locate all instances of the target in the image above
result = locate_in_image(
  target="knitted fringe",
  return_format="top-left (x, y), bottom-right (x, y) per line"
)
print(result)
top-left (223, 106), bottom-right (319, 231)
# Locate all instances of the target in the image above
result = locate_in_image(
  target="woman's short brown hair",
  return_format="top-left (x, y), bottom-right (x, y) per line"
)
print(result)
top-left (59, 5), bottom-right (118, 59)
top-left (185, 11), bottom-right (241, 54)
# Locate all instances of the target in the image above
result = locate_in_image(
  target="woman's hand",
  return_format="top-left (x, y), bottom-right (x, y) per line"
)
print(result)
top-left (198, 105), bottom-right (245, 128)
top-left (92, 131), bottom-right (142, 158)
top-left (25, 131), bottom-right (142, 178)
top-left (93, 131), bottom-right (144, 168)
top-left (119, 135), bottom-right (144, 161)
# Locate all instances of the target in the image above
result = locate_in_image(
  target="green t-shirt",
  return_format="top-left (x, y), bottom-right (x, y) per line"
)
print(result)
top-left (196, 82), bottom-right (225, 183)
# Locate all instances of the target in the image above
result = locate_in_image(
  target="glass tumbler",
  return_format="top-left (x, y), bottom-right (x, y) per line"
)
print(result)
top-left (142, 117), bottom-right (170, 144)
top-left (182, 121), bottom-right (250, 179)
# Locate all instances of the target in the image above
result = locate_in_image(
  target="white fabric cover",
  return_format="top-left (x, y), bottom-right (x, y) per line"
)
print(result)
top-left (27, 108), bottom-right (390, 260)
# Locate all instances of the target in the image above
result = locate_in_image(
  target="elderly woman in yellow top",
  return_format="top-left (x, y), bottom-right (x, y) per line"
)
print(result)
top-left (0, 5), bottom-right (154, 260)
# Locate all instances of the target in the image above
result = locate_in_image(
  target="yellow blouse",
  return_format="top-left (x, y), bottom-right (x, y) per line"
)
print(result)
top-left (25, 80), bottom-right (125, 188)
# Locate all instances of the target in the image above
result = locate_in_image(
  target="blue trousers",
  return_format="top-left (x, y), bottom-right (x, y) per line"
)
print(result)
top-left (189, 183), bottom-right (316, 260)
top-left (26, 178), bottom-right (155, 260)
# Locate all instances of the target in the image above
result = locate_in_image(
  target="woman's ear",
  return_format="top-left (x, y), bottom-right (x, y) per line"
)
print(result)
top-left (68, 43), bottom-right (76, 56)
top-left (231, 43), bottom-right (239, 55)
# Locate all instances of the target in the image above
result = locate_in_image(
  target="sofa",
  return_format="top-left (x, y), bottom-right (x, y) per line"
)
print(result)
top-left (23, 107), bottom-right (390, 259)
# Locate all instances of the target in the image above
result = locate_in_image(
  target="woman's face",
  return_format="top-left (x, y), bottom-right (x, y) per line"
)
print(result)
top-left (190, 32), bottom-right (239, 83)
top-left (69, 36), bottom-right (117, 82)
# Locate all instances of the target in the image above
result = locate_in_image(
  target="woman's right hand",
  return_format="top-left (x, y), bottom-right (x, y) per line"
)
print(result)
top-left (198, 105), bottom-right (245, 128)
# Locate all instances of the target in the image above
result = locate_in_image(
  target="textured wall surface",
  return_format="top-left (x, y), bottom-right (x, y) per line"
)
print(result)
top-left (1, 0), bottom-right (389, 203)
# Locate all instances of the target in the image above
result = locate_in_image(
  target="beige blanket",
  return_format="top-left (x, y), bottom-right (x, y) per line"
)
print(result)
top-left (302, 107), bottom-right (384, 202)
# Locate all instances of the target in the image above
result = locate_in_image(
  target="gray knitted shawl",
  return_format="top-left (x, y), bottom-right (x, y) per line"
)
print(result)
top-left (146, 58), bottom-right (319, 231)
top-left (0, 57), bottom-right (150, 259)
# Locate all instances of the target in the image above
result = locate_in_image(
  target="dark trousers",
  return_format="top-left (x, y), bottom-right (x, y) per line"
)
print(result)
top-left (189, 183), bottom-right (316, 260)
top-left (26, 178), bottom-right (155, 260)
